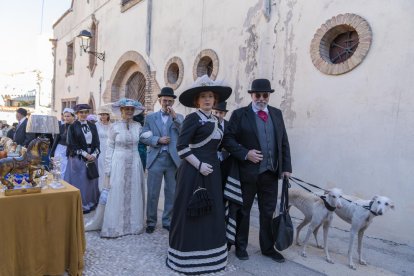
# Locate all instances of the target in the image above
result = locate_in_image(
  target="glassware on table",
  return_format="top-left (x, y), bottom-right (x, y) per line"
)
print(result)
top-left (49, 157), bottom-right (64, 189)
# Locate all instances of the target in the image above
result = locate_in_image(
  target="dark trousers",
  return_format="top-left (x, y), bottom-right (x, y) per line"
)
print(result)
top-left (236, 171), bottom-right (279, 254)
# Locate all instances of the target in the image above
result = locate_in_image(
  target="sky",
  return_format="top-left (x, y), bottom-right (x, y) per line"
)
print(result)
top-left (0, 0), bottom-right (72, 98)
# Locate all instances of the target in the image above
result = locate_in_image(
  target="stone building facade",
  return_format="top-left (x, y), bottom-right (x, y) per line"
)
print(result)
top-left (52, 0), bottom-right (414, 245)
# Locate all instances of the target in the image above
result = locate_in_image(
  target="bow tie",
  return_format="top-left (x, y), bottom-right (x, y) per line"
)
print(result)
top-left (81, 124), bottom-right (90, 134)
top-left (161, 111), bottom-right (169, 117)
top-left (257, 110), bottom-right (268, 122)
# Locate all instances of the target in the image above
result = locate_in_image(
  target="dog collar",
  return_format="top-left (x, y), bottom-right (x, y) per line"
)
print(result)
top-left (364, 200), bottom-right (379, 216)
top-left (320, 196), bottom-right (336, 212)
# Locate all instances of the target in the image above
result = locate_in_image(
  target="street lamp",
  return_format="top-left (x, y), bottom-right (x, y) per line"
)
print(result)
top-left (77, 30), bottom-right (105, 61)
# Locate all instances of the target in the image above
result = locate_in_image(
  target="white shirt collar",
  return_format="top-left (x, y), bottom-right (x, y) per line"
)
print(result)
top-left (18, 117), bottom-right (26, 124)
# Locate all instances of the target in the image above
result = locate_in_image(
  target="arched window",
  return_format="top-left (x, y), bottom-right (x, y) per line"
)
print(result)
top-left (125, 72), bottom-right (146, 104)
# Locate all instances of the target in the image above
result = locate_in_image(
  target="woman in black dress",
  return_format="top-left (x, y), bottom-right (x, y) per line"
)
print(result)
top-left (64, 104), bottom-right (100, 213)
top-left (166, 75), bottom-right (232, 274)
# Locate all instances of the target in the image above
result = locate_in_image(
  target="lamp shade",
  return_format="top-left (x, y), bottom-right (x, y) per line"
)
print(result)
top-left (78, 30), bottom-right (92, 39)
top-left (26, 115), bottom-right (59, 135)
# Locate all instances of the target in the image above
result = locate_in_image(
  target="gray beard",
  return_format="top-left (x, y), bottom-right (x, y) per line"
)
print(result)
top-left (252, 101), bottom-right (267, 111)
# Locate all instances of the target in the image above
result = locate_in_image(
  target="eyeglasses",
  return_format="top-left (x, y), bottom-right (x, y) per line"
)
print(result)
top-left (253, 92), bottom-right (269, 99)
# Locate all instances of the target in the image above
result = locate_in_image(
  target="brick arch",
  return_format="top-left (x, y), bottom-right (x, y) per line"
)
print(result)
top-left (103, 51), bottom-right (159, 110)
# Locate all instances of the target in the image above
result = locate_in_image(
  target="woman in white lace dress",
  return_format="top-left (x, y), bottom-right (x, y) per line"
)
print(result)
top-left (96, 106), bottom-right (112, 191)
top-left (100, 98), bottom-right (146, 238)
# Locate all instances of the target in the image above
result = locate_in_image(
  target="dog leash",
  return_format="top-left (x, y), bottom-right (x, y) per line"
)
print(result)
top-left (290, 177), bottom-right (377, 215)
top-left (289, 177), bottom-right (336, 211)
top-left (289, 176), bottom-right (329, 192)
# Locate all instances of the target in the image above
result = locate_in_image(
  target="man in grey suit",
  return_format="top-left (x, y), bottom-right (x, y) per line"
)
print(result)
top-left (140, 87), bottom-right (184, 233)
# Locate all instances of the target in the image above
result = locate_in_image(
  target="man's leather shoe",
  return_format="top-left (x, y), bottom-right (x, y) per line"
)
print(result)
top-left (146, 226), bottom-right (155, 234)
top-left (162, 225), bottom-right (170, 231)
top-left (235, 249), bottom-right (249, 260)
top-left (263, 251), bottom-right (285, 263)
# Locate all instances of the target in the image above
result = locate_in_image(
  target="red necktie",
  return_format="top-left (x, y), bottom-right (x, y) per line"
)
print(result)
top-left (257, 110), bottom-right (268, 122)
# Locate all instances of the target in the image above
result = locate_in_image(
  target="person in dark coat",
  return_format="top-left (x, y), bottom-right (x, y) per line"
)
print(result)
top-left (213, 101), bottom-right (230, 162)
top-left (166, 75), bottom-right (232, 275)
top-left (13, 108), bottom-right (35, 147)
top-left (7, 123), bottom-right (18, 139)
top-left (223, 78), bottom-right (292, 263)
top-left (64, 104), bottom-right (100, 213)
top-left (133, 113), bottom-right (147, 169)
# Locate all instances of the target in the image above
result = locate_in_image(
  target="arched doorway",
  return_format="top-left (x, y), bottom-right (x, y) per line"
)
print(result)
top-left (125, 72), bottom-right (146, 104)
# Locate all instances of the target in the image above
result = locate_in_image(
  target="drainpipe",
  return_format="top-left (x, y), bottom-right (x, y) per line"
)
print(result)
top-left (146, 0), bottom-right (152, 57)
top-left (145, 0), bottom-right (153, 110)
top-left (49, 39), bottom-right (57, 113)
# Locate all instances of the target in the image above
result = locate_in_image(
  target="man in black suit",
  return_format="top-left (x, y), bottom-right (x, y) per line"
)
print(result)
top-left (223, 78), bottom-right (292, 263)
top-left (13, 108), bottom-right (35, 147)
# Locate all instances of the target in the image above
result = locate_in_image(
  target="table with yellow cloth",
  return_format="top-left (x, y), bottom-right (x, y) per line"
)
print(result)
top-left (0, 181), bottom-right (85, 276)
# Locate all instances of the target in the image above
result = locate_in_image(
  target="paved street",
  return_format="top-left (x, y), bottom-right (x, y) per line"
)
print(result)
top-left (83, 195), bottom-right (414, 276)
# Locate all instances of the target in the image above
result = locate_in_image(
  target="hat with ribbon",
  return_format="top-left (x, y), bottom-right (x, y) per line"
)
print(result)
top-left (74, 104), bottom-right (92, 113)
top-left (179, 75), bottom-right (232, 108)
top-left (248, 78), bottom-right (275, 93)
top-left (111, 98), bottom-right (145, 116)
top-left (158, 87), bottom-right (177, 99)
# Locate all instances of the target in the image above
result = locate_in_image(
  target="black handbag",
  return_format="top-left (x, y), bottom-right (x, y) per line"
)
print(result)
top-left (186, 163), bottom-right (213, 217)
top-left (272, 176), bottom-right (294, 251)
top-left (85, 160), bottom-right (99, 180)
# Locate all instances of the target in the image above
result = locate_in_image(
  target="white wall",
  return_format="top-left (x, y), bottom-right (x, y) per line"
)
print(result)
top-left (53, 0), bottom-right (414, 245)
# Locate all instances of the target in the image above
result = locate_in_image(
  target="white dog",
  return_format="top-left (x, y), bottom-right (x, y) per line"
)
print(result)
top-left (332, 194), bottom-right (395, 270)
top-left (288, 188), bottom-right (343, 263)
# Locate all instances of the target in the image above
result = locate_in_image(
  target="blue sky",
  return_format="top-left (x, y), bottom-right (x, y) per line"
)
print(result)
top-left (0, 0), bottom-right (71, 94)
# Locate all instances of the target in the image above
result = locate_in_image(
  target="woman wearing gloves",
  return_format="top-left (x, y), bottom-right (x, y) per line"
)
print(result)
top-left (99, 98), bottom-right (146, 238)
top-left (65, 104), bottom-right (100, 213)
top-left (166, 75), bottom-right (232, 275)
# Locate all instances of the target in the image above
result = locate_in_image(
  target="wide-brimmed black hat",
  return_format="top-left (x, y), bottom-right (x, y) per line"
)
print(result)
top-left (212, 102), bottom-right (228, 112)
top-left (248, 78), bottom-right (275, 93)
top-left (74, 104), bottom-right (92, 113)
top-left (158, 87), bottom-right (177, 99)
top-left (179, 75), bottom-right (232, 108)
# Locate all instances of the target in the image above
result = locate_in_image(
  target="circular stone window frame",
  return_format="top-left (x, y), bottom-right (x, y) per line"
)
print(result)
top-left (310, 13), bottom-right (372, 75)
top-left (164, 56), bottom-right (184, 90)
top-left (193, 49), bottom-right (219, 80)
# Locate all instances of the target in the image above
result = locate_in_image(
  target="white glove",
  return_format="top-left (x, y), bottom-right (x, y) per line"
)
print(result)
top-left (140, 131), bottom-right (153, 139)
top-left (199, 162), bottom-right (213, 176)
top-left (184, 154), bottom-right (213, 176)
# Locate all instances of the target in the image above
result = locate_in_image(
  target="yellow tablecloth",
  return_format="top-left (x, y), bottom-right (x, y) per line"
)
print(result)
top-left (0, 181), bottom-right (85, 276)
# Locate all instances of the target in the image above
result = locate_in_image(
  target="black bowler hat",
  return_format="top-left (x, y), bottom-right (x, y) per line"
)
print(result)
top-left (212, 102), bottom-right (228, 112)
top-left (248, 78), bottom-right (275, 93)
top-left (74, 104), bottom-right (92, 113)
top-left (179, 75), bottom-right (232, 108)
top-left (158, 87), bottom-right (177, 99)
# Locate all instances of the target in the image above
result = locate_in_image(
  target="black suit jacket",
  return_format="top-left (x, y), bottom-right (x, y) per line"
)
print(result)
top-left (66, 121), bottom-right (100, 158)
top-left (223, 103), bottom-right (292, 183)
top-left (13, 118), bottom-right (35, 147)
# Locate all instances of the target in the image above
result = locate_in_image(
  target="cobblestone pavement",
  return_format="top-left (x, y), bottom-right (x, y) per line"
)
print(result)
top-left (82, 187), bottom-right (414, 276)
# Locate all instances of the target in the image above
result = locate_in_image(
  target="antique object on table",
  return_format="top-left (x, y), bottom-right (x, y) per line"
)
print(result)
top-left (49, 157), bottom-right (64, 189)
top-left (0, 138), bottom-right (50, 190)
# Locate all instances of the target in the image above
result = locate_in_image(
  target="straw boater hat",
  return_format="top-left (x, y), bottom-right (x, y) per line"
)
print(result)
top-left (179, 75), bottom-right (232, 108)
top-left (112, 98), bottom-right (145, 116)
top-left (97, 105), bottom-right (112, 115)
